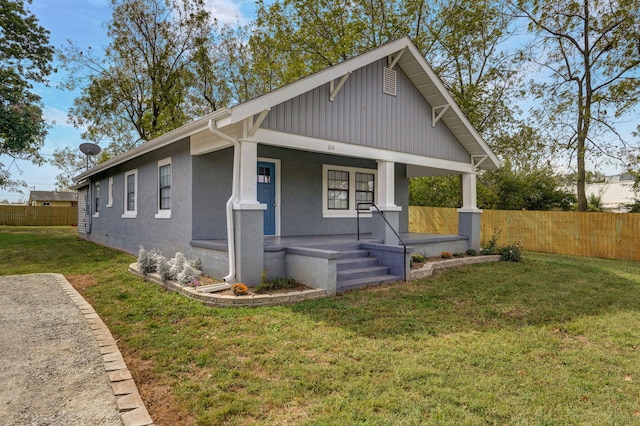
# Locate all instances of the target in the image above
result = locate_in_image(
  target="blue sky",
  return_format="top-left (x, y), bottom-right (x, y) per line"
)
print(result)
top-left (0, 0), bottom-right (257, 202)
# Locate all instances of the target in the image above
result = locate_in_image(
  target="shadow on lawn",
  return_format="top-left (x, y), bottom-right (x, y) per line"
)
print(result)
top-left (288, 254), bottom-right (640, 338)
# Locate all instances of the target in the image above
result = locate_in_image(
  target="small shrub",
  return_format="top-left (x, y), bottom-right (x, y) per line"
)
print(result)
top-left (255, 276), bottom-right (297, 293)
top-left (453, 251), bottom-right (464, 258)
top-left (501, 242), bottom-right (523, 262)
top-left (168, 252), bottom-right (187, 279)
top-left (481, 227), bottom-right (502, 255)
top-left (137, 246), bottom-right (155, 274)
top-left (156, 255), bottom-right (171, 281)
top-left (232, 283), bottom-right (249, 295)
top-left (177, 263), bottom-right (202, 285)
top-left (441, 251), bottom-right (452, 259)
top-left (189, 258), bottom-right (202, 271)
top-left (411, 254), bottom-right (426, 263)
top-left (465, 249), bottom-right (477, 256)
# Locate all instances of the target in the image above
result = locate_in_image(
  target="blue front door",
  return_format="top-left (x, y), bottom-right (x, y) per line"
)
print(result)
top-left (257, 161), bottom-right (276, 235)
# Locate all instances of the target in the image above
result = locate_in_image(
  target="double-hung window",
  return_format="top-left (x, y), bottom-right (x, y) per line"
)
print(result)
top-left (106, 177), bottom-right (113, 207)
top-left (122, 169), bottom-right (138, 218)
top-left (322, 165), bottom-right (376, 217)
top-left (155, 158), bottom-right (171, 219)
top-left (93, 180), bottom-right (100, 217)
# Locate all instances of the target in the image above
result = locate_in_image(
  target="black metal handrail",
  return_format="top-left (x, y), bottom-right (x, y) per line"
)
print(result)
top-left (356, 202), bottom-right (408, 281)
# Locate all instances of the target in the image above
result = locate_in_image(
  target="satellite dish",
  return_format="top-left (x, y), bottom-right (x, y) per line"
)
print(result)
top-left (79, 143), bottom-right (101, 169)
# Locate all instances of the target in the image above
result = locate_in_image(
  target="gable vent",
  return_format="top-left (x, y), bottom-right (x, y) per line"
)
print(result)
top-left (383, 67), bottom-right (397, 96)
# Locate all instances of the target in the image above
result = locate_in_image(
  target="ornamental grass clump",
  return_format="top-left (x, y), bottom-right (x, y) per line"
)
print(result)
top-left (232, 283), bottom-right (249, 295)
top-left (255, 276), bottom-right (297, 293)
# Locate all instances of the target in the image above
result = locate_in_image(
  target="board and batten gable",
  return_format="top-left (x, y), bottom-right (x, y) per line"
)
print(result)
top-left (260, 58), bottom-right (470, 164)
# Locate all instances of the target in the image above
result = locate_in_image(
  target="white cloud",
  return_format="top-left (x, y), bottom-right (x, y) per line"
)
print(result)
top-left (44, 107), bottom-right (74, 128)
top-left (203, 0), bottom-right (251, 25)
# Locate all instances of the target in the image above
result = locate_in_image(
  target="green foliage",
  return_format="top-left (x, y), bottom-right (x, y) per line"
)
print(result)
top-left (481, 227), bottom-right (502, 255)
top-left (409, 175), bottom-right (461, 207)
top-left (627, 200), bottom-right (640, 213)
top-left (453, 251), bottom-right (464, 258)
top-left (501, 242), bottom-right (523, 262)
top-left (465, 249), bottom-right (477, 256)
top-left (411, 254), bottom-right (425, 263)
top-left (586, 194), bottom-right (604, 212)
top-left (478, 164), bottom-right (576, 211)
top-left (0, 0), bottom-right (54, 188)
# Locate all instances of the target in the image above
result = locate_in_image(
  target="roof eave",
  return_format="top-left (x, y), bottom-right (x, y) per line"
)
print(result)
top-left (73, 108), bottom-right (231, 182)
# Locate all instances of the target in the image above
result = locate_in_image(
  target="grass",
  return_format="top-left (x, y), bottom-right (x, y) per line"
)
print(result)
top-left (2, 226), bottom-right (640, 424)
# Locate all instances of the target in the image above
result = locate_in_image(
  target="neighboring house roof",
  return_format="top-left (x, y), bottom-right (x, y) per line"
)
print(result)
top-left (28, 191), bottom-right (78, 203)
top-left (74, 36), bottom-right (499, 183)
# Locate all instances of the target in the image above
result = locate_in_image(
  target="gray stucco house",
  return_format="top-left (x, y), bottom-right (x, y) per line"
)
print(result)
top-left (73, 37), bottom-right (499, 295)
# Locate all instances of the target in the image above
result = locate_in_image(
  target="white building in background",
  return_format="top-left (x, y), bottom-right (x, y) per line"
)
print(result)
top-left (583, 174), bottom-right (637, 212)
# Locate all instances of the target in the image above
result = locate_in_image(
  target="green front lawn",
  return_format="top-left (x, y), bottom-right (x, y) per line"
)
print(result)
top-left (2, 226), bottom-right (640, 425)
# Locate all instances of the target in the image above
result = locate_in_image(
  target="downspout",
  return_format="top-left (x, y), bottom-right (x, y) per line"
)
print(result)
top-left (207, 119), bottom-right (240, 283)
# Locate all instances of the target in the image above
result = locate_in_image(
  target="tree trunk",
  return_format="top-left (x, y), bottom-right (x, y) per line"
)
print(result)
top-left (576, 136), bottom-right (587, 211)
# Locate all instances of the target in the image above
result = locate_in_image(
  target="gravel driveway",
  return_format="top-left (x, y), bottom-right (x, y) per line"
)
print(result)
top-left (0, 273), bottom-right (139, 425)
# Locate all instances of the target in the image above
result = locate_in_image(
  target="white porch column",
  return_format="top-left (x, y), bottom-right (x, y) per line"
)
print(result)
top-left (373, 160), bottom-right (402, 245)
top-left (233, 138), bottom-right (266, 285)
top-left (460, 172), bottom-right (478, 209)
top-left (457, 172), bottom-right (482, 251)
top-left (376, 160), bottom-right (400, 211)
top-left (236, 139), bottom-right (261, 207)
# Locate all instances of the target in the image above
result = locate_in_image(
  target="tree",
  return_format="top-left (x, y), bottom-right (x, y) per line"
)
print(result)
top-left (0, 0), bottom-right (54, 188)
top-left (54, 0), bottom-right (214, 187)
top-left (514, 0), bottom-right (640, 211)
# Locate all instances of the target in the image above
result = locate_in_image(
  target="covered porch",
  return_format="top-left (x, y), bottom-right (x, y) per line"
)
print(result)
top-left (191, 231), bottom-right (469, 295)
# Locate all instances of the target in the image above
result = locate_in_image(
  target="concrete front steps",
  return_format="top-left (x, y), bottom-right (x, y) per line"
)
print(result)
top-left (336, 249), bottom-right (401, 292)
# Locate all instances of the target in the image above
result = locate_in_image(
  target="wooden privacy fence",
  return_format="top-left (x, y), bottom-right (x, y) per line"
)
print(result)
top-left (0, 206), bottom-right (78, 226)
top-left (409, 206), bottom-right (640, 261)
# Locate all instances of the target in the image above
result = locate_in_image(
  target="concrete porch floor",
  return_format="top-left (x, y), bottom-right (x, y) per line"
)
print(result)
top-left (191, 233), bottom-right (467, 252)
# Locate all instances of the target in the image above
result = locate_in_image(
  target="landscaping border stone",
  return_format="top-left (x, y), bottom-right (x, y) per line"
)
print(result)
top-left (129, 264), bottom-right (327, 308)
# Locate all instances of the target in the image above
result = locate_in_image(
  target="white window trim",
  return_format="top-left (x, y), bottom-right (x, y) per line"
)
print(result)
top-left (155, 157), bottom-right (171, 219)
top-left (322, 164), bottom-right (377, 218)
top-left (106, 176), bottom-right (113, 207)
top-left (93, 180), bottom-right (100, 218)
top-left (122, 169), bottom-right (138, 219)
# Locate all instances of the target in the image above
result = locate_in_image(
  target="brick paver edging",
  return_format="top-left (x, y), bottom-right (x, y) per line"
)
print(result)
top-left (54, 274), bottom-right (154, 426)
top-left (128, 264), bottom-right (327, 307)
top-left (410, 255), bottom-right (502, 280)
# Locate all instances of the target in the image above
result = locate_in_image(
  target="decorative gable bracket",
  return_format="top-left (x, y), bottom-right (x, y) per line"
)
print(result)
top-left (329, 72), bottom-right (352, 102)
top-left (432, 104), bottom-right (450, 127)
top-left (387, 47), bottom-right (407, 70)
top-left (471, 155), bottom-right (489, 171)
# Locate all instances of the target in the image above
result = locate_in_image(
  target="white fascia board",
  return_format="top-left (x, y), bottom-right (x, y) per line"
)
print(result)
top-left (217, 38), bottom-right (413, 128)
top-left (73, 108), bottom-right (231, 182)
top-left (254, 128), bottom-right (475, 174)
top-left (401, 43), bottom-right (500, 170)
